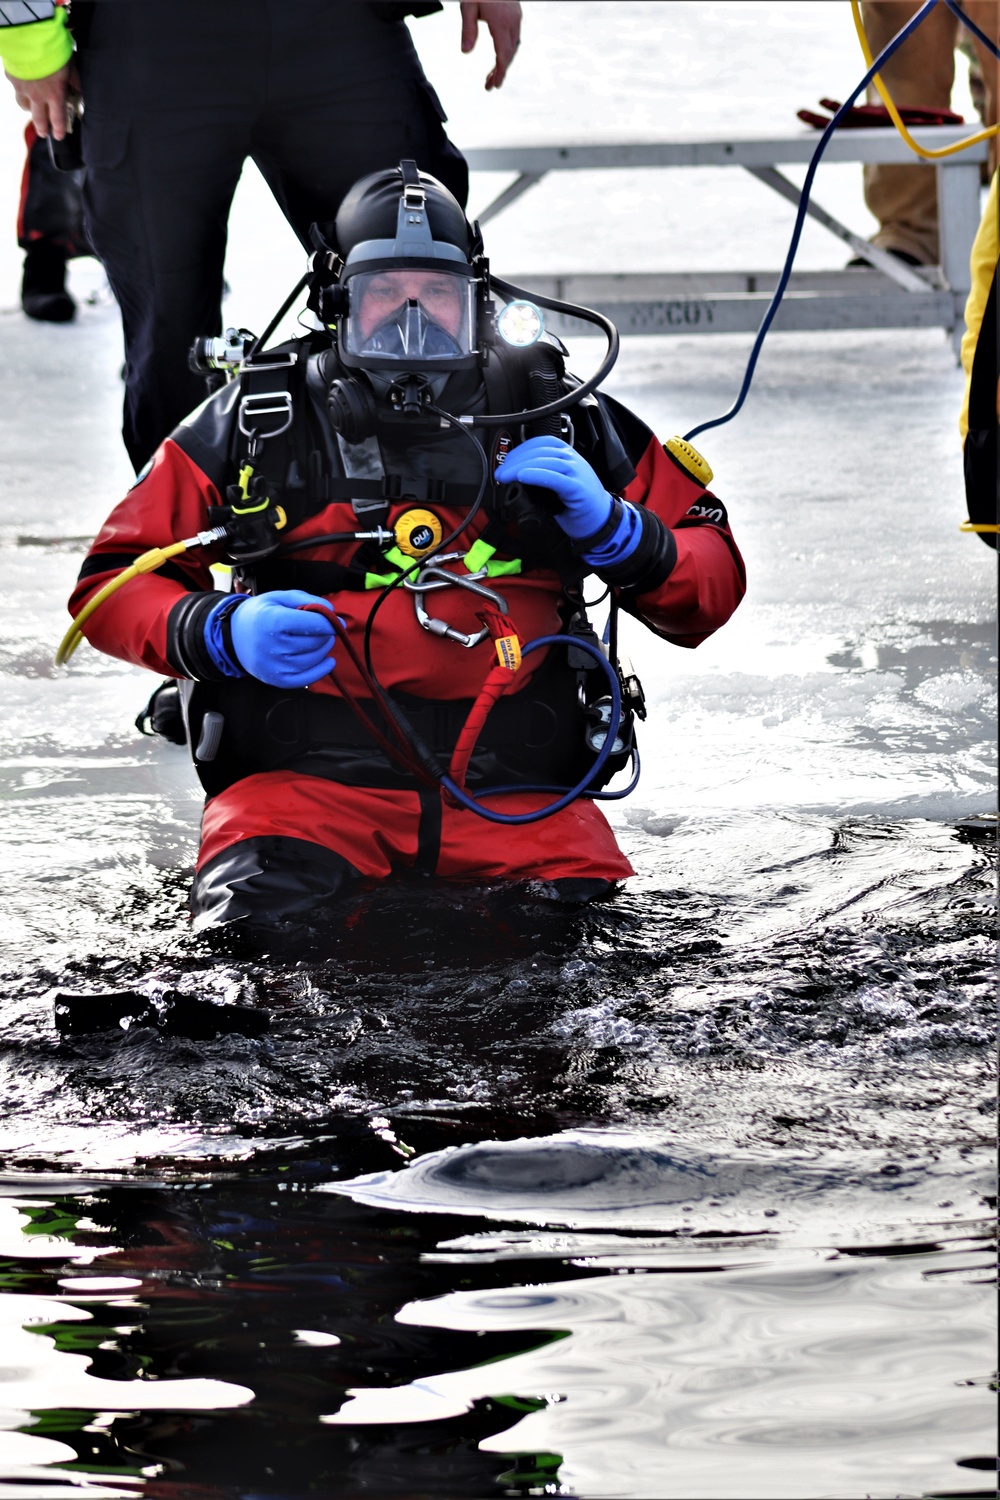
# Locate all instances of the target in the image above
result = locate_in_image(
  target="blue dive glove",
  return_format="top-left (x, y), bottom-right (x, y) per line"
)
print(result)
top-left (495, 435), bottom-right (642, 568)
top-left (496, 435), bottom-right (612, 539)
top-left (203, 590), bottom-right (336, 688)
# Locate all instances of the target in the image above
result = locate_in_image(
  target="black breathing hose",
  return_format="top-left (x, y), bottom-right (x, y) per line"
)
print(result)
top-left (467, 273), bottom-right (620, 427)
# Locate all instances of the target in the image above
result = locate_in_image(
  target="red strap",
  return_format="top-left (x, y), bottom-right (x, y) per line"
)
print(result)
top-left (297, 599), bottom-right (339, 655)
top-left (798, 99), bottom-right (964, 130)
top-left (448, 662), bottom-right (522, 795)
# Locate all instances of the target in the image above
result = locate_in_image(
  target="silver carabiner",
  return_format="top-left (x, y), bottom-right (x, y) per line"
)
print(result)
top-left (406, 554), bottom-right (508, 648)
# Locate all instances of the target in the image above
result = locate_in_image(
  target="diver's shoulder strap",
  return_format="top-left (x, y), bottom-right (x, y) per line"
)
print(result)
top-left (336, 433), bottom-right (389, 525)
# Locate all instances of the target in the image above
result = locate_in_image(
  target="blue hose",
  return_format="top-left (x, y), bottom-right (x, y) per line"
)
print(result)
top-left (440, 633), bottom-right (624, 825)
top-left (684, 0), bottom-right (948, 442)
top-left (945, 0), bottom-right (1000, 60)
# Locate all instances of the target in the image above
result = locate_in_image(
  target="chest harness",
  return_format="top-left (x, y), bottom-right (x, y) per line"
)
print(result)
top-left (200, 336), bottom-right (644, 820)
top-left (58, 333), bottom-right (646, 824)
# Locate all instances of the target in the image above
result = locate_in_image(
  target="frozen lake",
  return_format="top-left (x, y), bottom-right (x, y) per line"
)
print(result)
top-left (0, 4), bottom-right (995, 1497)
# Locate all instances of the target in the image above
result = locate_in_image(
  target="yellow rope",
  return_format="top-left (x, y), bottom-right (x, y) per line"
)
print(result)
top-left (55, 541), bottom-right (190, 666)
top-left (851, 0), bottom-right (1000, 158)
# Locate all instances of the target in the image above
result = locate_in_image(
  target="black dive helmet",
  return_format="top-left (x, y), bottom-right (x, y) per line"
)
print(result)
top-left (334, 160), bottom-right (482, 377)
top-left (308, 160), bottom-right (621, 431)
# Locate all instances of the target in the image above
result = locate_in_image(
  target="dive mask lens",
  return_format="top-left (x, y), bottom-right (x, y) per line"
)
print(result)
top-left (344, 268), bottom-right (477, 364)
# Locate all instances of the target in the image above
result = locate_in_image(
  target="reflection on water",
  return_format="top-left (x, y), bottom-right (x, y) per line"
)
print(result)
top-left (0, 1180), bottom-right (994, 1500)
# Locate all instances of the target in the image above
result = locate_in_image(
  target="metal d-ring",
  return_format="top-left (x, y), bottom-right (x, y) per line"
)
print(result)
top-left (404, 553), bottom-right (508, 648)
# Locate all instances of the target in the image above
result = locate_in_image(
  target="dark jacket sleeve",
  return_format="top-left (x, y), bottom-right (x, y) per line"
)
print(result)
top-left (367, 2), bottom-right (443, 19)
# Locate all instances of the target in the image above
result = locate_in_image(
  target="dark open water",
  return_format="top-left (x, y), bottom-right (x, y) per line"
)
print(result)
top-left (0, 806), bottom-right (995, 1499)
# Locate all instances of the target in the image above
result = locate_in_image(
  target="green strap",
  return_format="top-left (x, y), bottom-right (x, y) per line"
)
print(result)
top-left (364, 539), bottom-right (523, 590)
top-left (0, 7), bottom-right (72, 81)
top-left (484, 557), bottom-right (522, 578)
top-left (463, 537), bottom-right (522, 578)
top-left (363, 544), bottom-right (412, 591)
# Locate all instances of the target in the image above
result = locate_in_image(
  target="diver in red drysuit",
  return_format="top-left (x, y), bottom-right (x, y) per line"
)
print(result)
top-left (68, 162), bottom-right (745, 927)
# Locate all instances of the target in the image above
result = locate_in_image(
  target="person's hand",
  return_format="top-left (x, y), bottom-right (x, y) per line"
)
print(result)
top-left (496, 436), bottom-right (614, 540)
top-left (5, 60), bottom-right (77, 140)
top-left (460, 1), bottom-right (521, 90)
top-left (227, 591), bottom-right (336, 688)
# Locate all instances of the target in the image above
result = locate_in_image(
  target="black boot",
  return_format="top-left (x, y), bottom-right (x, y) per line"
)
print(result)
top-left (21, 242), bottom-right (76, 323)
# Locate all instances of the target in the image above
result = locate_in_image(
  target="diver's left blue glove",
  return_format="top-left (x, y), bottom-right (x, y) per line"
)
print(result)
top-left (495, 435), bottom-right (642, 568)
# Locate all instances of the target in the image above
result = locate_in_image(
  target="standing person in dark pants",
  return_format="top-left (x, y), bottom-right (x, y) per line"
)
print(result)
top-left (2, 1), bottom-right (521, 472)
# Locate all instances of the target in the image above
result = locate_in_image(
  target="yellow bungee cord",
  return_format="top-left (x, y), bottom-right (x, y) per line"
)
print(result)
top-left (55, 526), bottom-right (228, 666)
top-left (850, 0), bottom-right (1000, 159)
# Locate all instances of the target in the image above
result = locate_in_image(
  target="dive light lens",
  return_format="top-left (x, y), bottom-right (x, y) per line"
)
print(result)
top-left (496, 299), bottom-right (544, 348)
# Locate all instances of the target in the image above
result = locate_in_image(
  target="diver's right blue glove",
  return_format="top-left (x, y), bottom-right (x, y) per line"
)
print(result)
top-left (203, 591), bottom-right (336, 688)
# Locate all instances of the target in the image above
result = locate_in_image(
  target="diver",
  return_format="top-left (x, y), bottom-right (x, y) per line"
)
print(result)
top-left (66, 161), bottom-right (746, 929)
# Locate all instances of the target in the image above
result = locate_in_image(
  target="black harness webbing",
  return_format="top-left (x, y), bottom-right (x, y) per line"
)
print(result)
top-left (184, 652), bottom-right (593, 800)
top-left (227, 338), bottom-right (597, 584)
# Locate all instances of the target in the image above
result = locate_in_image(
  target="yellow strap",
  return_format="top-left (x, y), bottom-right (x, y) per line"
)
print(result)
top-left (850, 0), bottom-right (1000, 160)
top-left (232, 462), bottom-right (269, 515)
top-left (493, 634), bottom-right (522, 671)
top-left (960, 520), bottom-right (1000, 532)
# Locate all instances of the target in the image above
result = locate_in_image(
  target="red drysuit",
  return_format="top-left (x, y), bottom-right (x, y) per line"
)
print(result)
top-left (69, 339), bottom-right (745, 924)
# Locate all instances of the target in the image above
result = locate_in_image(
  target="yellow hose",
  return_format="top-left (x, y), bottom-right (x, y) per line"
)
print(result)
top-left (55, 540), bottom-right (190, 666)
top-left (851, 0), bottom-right (1000, 159)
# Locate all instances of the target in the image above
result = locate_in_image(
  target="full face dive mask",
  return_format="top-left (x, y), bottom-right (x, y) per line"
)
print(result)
top-left (337, 165), bottom-right (480, 378)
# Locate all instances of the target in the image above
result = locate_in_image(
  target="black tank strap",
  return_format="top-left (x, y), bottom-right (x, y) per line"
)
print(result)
top-left (967, 260), bottom-right (998, 431)
top-left (249, 557), bottom-right (362, 594)
top-left (305, 474), bottom-right (482, 508)
top-left (964, 260), bottom-right (998, 549)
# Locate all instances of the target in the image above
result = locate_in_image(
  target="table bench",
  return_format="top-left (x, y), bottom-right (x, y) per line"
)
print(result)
top-left (464, 128), bottom-right (988, 354)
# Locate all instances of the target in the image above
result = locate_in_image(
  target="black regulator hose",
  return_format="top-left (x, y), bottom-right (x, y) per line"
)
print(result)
top-left (247, 272), bottom-right (310, 359)
top-left (467, 273), bottom-right (620, 428)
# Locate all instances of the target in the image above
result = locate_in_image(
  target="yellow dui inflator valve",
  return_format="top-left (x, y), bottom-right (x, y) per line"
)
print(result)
top-left (55, 526), bottom-right (229, 667)
top-left (665, 436), bottom-right (713, 486)
top-left (394, 508), bottom-right (444, 558)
